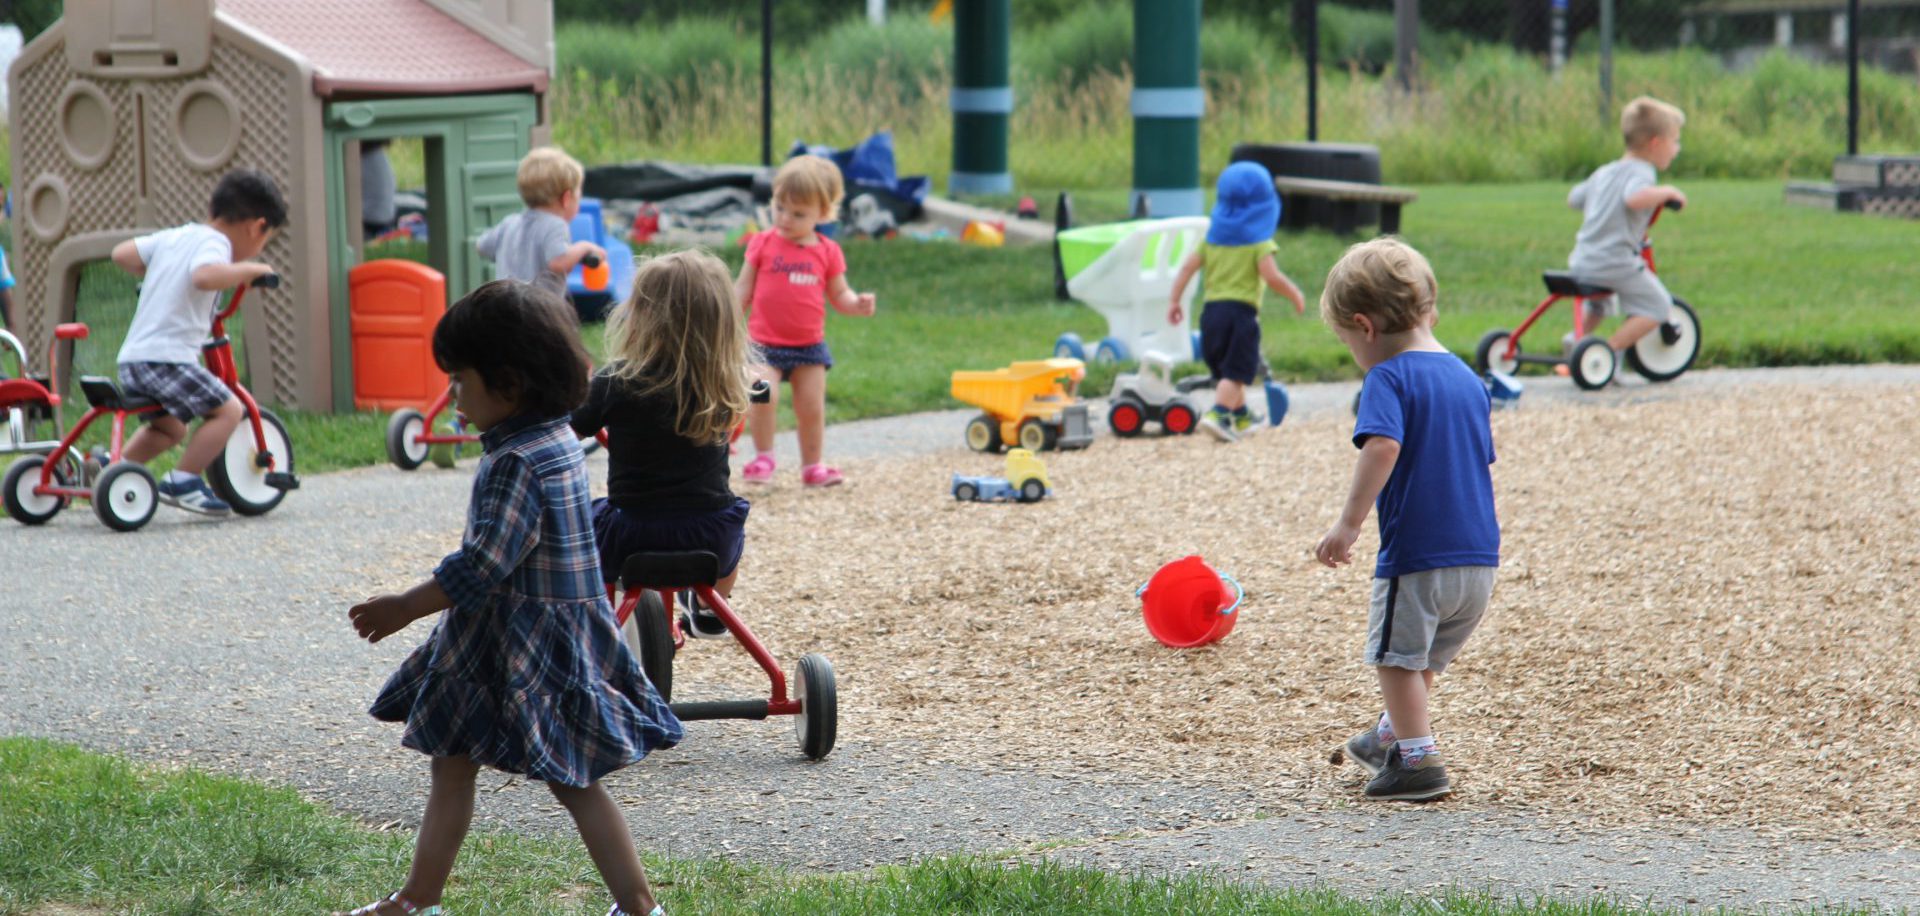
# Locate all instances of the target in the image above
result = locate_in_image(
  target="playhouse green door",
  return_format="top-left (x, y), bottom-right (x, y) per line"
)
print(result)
top-left (459, 107), bottom-right (537, 295)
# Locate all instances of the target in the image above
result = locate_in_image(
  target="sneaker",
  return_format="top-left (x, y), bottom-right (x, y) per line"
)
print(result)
top-left (1364, 746), bottom-right (1453, 802)
top-left (1344, 727), bottom-right (1392, 776)
top-left (801, 463), bottom-right (844, 487)
top-left (741, 454), bottom-right (775, 484)
top-left (1198, 410), bottom-right (1238, 443)
top-left (1232, 410), bottom-right (1262, 435)
top-left (156, 475), bottom-right (232, 516)
top-left (675, 589), bottom-right (729, 639)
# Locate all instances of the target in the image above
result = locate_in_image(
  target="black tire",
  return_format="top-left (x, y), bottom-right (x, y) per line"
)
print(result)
top-left (1474, 329), bottom-right (1519, 376)
top-left (1568, 336), bottom-right (1618, 391)
top-left (964, 414), bottom-right (1002, 453)
top-left (794, 653), bottom-right (838, 760)
top-left (1017, 418), bottom-right (1055, 452)
top-left (4, 455), bottom-right (64, 525)
top-left (622, 591), bottom-right (674, 703)
top-left (93, 462), bottom-right (158, 532)
top-left (1625, 296), bottom-right (1700, 383)
top-left (954, 482), bottom-right (978, 502)
top-left (386, 408), bottom-right (428, 470)
top-left (1018, 479), bottom-right (1046, 503)
top-left (207, 408), bottom-right (294, 516)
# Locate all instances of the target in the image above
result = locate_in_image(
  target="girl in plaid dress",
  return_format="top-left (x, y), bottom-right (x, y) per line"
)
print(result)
top-left (345, 281), bottom-right (681, 916)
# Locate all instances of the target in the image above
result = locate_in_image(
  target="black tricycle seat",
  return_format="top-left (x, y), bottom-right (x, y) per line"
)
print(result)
top-left (78, 376), bottom-right (162, 413)
top-left (619, 550), bottom-right (720, 590)
top-left (1542, 271), bottom-right (1613, 298)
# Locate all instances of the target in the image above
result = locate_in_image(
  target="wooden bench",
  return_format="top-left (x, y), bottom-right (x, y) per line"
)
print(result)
top-left (1272, 175), bottom-right (1419, 236)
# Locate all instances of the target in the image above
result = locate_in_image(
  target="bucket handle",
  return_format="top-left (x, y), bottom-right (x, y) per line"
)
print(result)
top-left (1137, 572), bottom-right (1244, 616)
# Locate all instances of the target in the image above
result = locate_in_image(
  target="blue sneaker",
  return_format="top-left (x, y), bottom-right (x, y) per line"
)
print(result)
top-left (156, 475), bottom-right (232, 516)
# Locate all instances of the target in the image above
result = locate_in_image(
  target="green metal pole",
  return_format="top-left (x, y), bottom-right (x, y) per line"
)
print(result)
top-left (951, 0), bottom-right (1011, 195)
top-left (1133, 0), bottom-right (1202, 216)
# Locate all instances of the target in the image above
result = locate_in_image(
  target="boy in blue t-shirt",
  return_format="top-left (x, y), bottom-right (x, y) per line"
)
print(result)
top-left (1314, 238), bottom-right (1500, 802)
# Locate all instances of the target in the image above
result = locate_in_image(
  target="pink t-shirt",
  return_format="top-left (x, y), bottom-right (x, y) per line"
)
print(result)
top-left (745, 231), bottom-right (846, 347)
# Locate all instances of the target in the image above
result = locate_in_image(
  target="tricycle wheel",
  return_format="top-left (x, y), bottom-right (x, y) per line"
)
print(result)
top-left (1568, 336), bottom-right (1618, 391)
top-left (1017, 418), bottom-right (1056, 451)
top-left (4, 455), bottom-right (64, 525)
top-left (621, 590), bottom-right (674, 703)
top-left (385, 408), bottom-right (428, 470)
top-left (93, 462), bottom-right (157, 532)
top-left (954, 482), bottom-right (978, 502)
top-left (208, 408), bottom-right (293, 516)
top-left (1018, 478), bottom-right (1046, 503)
top-left (1474, 329), bottom-right (1520, 376)
top-left (1161, 401), bottom-right (1197, 435)
top-left (1108, 398), bottom-right (1145, 437)
top-left (964, 414), bottom-right (1002, 453)
top-left (794, 653), bottom-right (838, 760)
top-left (1625, 297), bottom-right (1699, 382)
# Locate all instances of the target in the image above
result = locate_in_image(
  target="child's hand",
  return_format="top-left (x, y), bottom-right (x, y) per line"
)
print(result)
top-left (1167, 301), bottom-right (1184, 326)
top-left (1315, 522), bottom-right (1362, 568)
top-left (852, 292), bottom-right (877, 316)
top-left (1666, 187), bottom-right (1689, 210)
top-left (349, 594), bottom-right (415, 644)
top-left (1290, 290), bottom-right (1307, 316)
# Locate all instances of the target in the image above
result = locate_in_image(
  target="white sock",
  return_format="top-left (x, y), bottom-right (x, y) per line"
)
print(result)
top-left (165, 470), bottom-right (198, 485)
top-left (1396, 736), bottom-right (1437, 764)
top-left (1375, 712), bottom-right (1395, 743)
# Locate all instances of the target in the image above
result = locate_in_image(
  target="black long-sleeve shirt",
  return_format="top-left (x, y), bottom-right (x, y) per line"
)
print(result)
top-left (570, 372), bottom-right (735, 514)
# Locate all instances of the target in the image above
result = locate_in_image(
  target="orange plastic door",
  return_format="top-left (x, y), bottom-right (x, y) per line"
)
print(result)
top-left (349, 260), bottom-right (448, 411)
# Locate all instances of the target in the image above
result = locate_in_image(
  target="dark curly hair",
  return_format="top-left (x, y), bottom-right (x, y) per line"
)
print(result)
top-left (209, 168), bottom-right (289, 228)
top-left (433, 280), bottom-right (590, 418)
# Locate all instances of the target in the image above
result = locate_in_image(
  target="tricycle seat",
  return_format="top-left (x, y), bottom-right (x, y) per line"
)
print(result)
top-left (78, 376), bottom-right (161, 413)
top-left (619, 550), bottom-right (720, 590)
top-left (1542, 271), bottom-right (1613, 298)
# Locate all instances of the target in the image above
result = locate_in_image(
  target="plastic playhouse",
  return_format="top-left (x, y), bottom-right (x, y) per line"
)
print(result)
top-left (951, 358), bottom-right (1094, 453)
top-left (951, 448), bottom-right (1051, 503)
top-left (1053, 217), bottom-right (1207, 363)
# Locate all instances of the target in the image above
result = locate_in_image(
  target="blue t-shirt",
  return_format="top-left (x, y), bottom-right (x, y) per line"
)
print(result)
top-left (1353, 350), bottom-right (1501, 578)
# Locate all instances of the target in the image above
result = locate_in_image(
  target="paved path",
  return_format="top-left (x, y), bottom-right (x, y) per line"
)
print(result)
top-left (4, 365), bottom-right (1918, 913)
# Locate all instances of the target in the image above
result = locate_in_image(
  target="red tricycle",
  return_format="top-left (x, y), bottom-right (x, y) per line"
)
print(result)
top-left (3, 275), bottom-right (298, 532)
top-left (1474, 200), bottom-right (1701, 391)
top-left (0, 322), bottom-right (92, 491)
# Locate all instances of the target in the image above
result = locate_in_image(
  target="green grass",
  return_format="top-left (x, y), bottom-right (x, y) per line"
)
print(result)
top-left (5, 179), bottom-right (1916, 479)
top-left (0, 736), bottom-right (1783, 915)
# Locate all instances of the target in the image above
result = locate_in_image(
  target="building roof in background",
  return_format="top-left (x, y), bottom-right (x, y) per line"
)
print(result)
top-left (220, 0), bottom-right (546, 97)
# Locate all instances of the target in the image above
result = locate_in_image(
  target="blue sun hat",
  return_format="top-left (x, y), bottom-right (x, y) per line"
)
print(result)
top-left (1206, 161), bottom-right (1282, 247)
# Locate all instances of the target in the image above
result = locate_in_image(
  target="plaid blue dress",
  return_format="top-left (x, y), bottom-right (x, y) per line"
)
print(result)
top-left (370, 413), bottom-right (682, 787)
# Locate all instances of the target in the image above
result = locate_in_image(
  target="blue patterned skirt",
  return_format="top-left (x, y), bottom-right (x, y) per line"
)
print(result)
top-left (370, 591), bottom-right (682, 787)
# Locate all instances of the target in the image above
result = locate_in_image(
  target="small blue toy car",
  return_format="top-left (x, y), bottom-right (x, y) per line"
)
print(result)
top-left (951, 449), bottom-right (1051, 503)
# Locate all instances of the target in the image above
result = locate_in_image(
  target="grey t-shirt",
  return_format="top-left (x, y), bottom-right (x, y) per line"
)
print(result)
top-left (1566, 157), bottom-right (1658, 276)
top-left (476, 209), bottom-right (572, 299)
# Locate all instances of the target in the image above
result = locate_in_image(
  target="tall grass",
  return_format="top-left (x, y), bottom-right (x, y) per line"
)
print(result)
top-left (548, 13), bottom-right (1920, 187)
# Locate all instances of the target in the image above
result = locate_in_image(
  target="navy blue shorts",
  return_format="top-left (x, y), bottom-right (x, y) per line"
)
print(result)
top-left (1200, 301), bottom-right (1262, 385)
top-left (758, 342), bottom-right (833, 381)
top-left (593, 496), bottom-right (750, 586)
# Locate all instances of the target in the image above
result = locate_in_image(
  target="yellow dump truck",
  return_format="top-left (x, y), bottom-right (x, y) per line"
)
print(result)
top-left (950, 358), bottom-right (1095, 452)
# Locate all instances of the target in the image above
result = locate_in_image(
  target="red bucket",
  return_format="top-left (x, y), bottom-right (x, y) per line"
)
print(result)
top-left (1138, 555), bottom-right (1243, 648)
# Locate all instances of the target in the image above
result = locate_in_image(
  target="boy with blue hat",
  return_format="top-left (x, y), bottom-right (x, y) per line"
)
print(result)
top-left (1168, 161), bottom-right (1306, 442)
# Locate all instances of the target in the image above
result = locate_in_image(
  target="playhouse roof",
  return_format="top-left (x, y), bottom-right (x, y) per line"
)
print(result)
top-left (221, 0), bottom-right (548, 98)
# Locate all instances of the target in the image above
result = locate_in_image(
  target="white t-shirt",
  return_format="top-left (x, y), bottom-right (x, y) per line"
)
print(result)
top-left (117, 224), bottom-right (233, 365)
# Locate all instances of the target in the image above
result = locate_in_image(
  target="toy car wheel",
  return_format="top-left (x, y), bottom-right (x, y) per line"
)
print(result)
top-left (93, 462), bottom-right (157, 532)
top-left (964, 414), bottom-right (1002, 452)
top-left (1053, 332), bottom-right (1086, 360)
top-left (1094, 336), bottom-right (1128, 364)
top-left (1568, 336), bottom-right (1618, 391)
top-left (621, 590), bottom-right (674, 703)
top-left (954, 482), bottom-right (979, 502)
top-left (794, 652), bottom-right (838, 760)
top-left (1017, 418), bottom-right (1056, 451)
top-left (1018, 478), bottom-right (1046, 503)
top-left (4, 455), bottom-right (65, 525)
top-left (1625, 296), bottom-right (1699, 382)
top-left (1474, 329), bottom-right (1521, 376)
top-left (1162, 401), bottom-right (1197, 435)
top-left (385, 408), bottom-right (428, 470)
top-left (1108, 398), bottom-right (1146, 437)
top-left (208, 408), bottom-right (294, 516)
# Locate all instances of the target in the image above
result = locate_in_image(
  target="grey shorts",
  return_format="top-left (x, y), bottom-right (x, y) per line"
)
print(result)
top-left (1578, 265), bottom-right (1672, 322)
top-left (1364, 566), bottom-right (1497, 673)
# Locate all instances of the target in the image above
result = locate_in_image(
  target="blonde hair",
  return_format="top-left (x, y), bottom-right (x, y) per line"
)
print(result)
top-left (1621, 96), bottom-right (1685, 151)
top-left (1319, 237), bottom-right (1438, 335)
top-left (603, 249), bottom-right (755, 444)
top-left (772, 155), bottom-right (844, 220)
top-left (517, 146), bottom-right (585, 207)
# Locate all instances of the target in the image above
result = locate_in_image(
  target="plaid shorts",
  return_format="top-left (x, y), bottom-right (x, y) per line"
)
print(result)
top-left (119, 361), bottom-right (233, 422)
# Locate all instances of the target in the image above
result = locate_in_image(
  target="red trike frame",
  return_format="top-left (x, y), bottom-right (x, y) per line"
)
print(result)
top-left (0, 322), bottom-right (91, 455)
top-left (611, 583), bottom-right (801, 719)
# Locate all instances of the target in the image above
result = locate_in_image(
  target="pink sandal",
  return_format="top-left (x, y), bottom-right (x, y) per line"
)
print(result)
top-left (741, 454), bottom-right (775, 484)
top-left (801, 464), bottom-right (844, 488)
